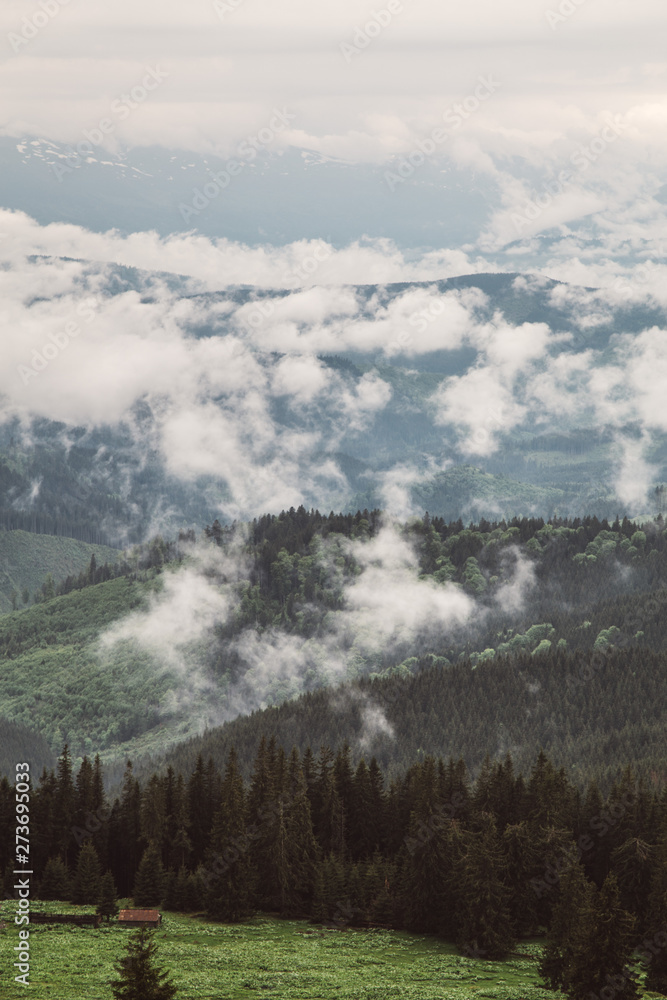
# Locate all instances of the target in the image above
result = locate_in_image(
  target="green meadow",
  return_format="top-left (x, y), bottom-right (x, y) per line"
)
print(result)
top-left (0, 904), bottom-right (560, 1000)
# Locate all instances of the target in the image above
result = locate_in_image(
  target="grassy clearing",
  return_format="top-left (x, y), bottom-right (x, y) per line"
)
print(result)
top-left (0, 530), bottom-right (121, 614)
top-left (0, 902), bottom-right (560, 1000)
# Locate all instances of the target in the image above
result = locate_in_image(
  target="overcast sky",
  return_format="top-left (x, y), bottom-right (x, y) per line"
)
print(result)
top-left (1, 0), bottom-right (666, 162)
top-left (1, 0), bottom-right (666, 261)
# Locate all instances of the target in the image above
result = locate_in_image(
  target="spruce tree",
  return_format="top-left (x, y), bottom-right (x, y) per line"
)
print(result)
top-left (312, 853), bottom-right (347, 924)
top-left (206, 748), bottom-right (255, 922)
top-left (280, 751), bottom-right (320, 914)
top-left (172, 867), bottom-right (191, 912)
top-left (133, 844), bottom-right (165, 908)
top-left (55, 744), bottom-right (76, 864)
top-left (39, 857), bottom-right (72, 901)
top-left (644, 834), bottom-right (667, 993)
top-left (71, 841), bottom-right (103, 904)
top-left (110, 761), bottom-right (142, 896)
top-left (97, 870), bottom-right (119, 922)
top-left (400, 803), bottom-right (452, 934)
top-left (539, 853), bottom-right (593, 991)
top-left (454, 813), bottom-right (515, 959)
top-left (566, 874), bottom-right (638, 1000)
top-left (110, 926), bottom-right (178, 1000)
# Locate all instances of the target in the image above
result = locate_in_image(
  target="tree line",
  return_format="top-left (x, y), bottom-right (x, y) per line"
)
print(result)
top-left (3, 741), bottom-right (667, 997)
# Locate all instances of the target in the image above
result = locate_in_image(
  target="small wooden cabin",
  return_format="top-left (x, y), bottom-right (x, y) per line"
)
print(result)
top-left (118, 909), bottom-right (162, 929)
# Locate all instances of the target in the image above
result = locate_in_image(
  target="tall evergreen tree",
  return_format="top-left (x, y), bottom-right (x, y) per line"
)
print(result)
top-left (97, 870), bottom-right (120, 922)
top-left (111, 927), bottom-right (178, 1000)
top-left (540, 853), bottom-right (594, 992)
top-left (645, 833), bottom-right (667, 993)
top-left (566, 875), bottom-right (638, 1000)
top-left (133, 845), bottom-right (165, 908)
top-left (206, 748), bottom-right (254, 922)
top-left (54, 745), bottom-right (76, 864)
top-left (141, 775), bottom-right (167, 850)
top-left (109, 761), bottom-right (143, 896)
top-left (282, 749), bottom-right (320, 913)
top-left (31, 768), bottom-right (58, 875)
top-left (71, 841), bottom-right (103, 905)
top-left (454, 813), bottom-right (515, 959)
top-left (39, 857), bottom-right (72, 901)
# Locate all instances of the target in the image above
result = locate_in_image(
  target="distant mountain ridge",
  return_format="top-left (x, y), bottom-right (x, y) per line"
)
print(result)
top-left (0, 135), bottom-right (493, 247)
top-left (2, 260), bottom-right (666, 538)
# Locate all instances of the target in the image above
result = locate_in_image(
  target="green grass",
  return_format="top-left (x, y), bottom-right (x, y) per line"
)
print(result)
top-left (0, 530), bottom-right (121, 614)
top-left (0, 904), bottom-right (560, 1000)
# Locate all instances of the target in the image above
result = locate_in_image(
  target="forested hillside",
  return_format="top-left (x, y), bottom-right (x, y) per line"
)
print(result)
top-left (162, 642), bottom-right (667, 791)
top-left (1, 508), bottom-right (667, 779)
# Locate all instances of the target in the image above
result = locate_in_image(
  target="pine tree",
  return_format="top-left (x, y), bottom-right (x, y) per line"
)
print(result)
top-left (611, 837), bottom-right (653, 929)
top-left (110, 761), bottom-right (142, 896)
top-left (32, 767), bottom-right (58, 874)
top-left (454, 813), bottom-right (515, 959)
top-left (312, 853), bottom-right (348, 924)
top-left (55, 745), bottom-right (76, 864)
top-left (71, 841), bottom-right (103, 904)
top-left (141, 775), bottom-right (166, 851)
top-left (350, 759), bottom-right (376, 860)
top-left (644, 834), bottom-right (667, 993)
top-left (400, 760), bottom-right (453, 935)
top-left (187, 754), bottom-right (215, 868)
top-left (97, 870), bottom-right (119, 922)
top-left (39, 857), bottom-right (72, 901)
top-left (133, 844), bottom-right (165, 908)
top-left (164, 770), bottom-right (191, 871)
top-left (539, 853), bottom-right (593, 991)
top-left (566, 875), bottom-right (638, 1000)
top-left (281, 750), bottom-right (320, 913)
top-left (110, 926), bottom-right (178, 1000)
top-left (246, 737), bottom-right (279, 908)
top-left (206, 748), bottom-right (255, 922)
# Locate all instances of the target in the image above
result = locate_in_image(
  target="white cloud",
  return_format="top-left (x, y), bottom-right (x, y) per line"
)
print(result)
top-left (613, 433), bottom-right (658, 512)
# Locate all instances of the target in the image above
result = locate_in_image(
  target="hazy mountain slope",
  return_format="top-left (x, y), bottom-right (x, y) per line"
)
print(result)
top-left (160, 641), bottom-right (667, 791)
top-left (0, 510), bottom-right (665, 774)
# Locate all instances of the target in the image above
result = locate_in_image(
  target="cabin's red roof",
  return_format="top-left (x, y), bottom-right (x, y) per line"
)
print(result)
top-left (118, 909), bottom-right (160, 921)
